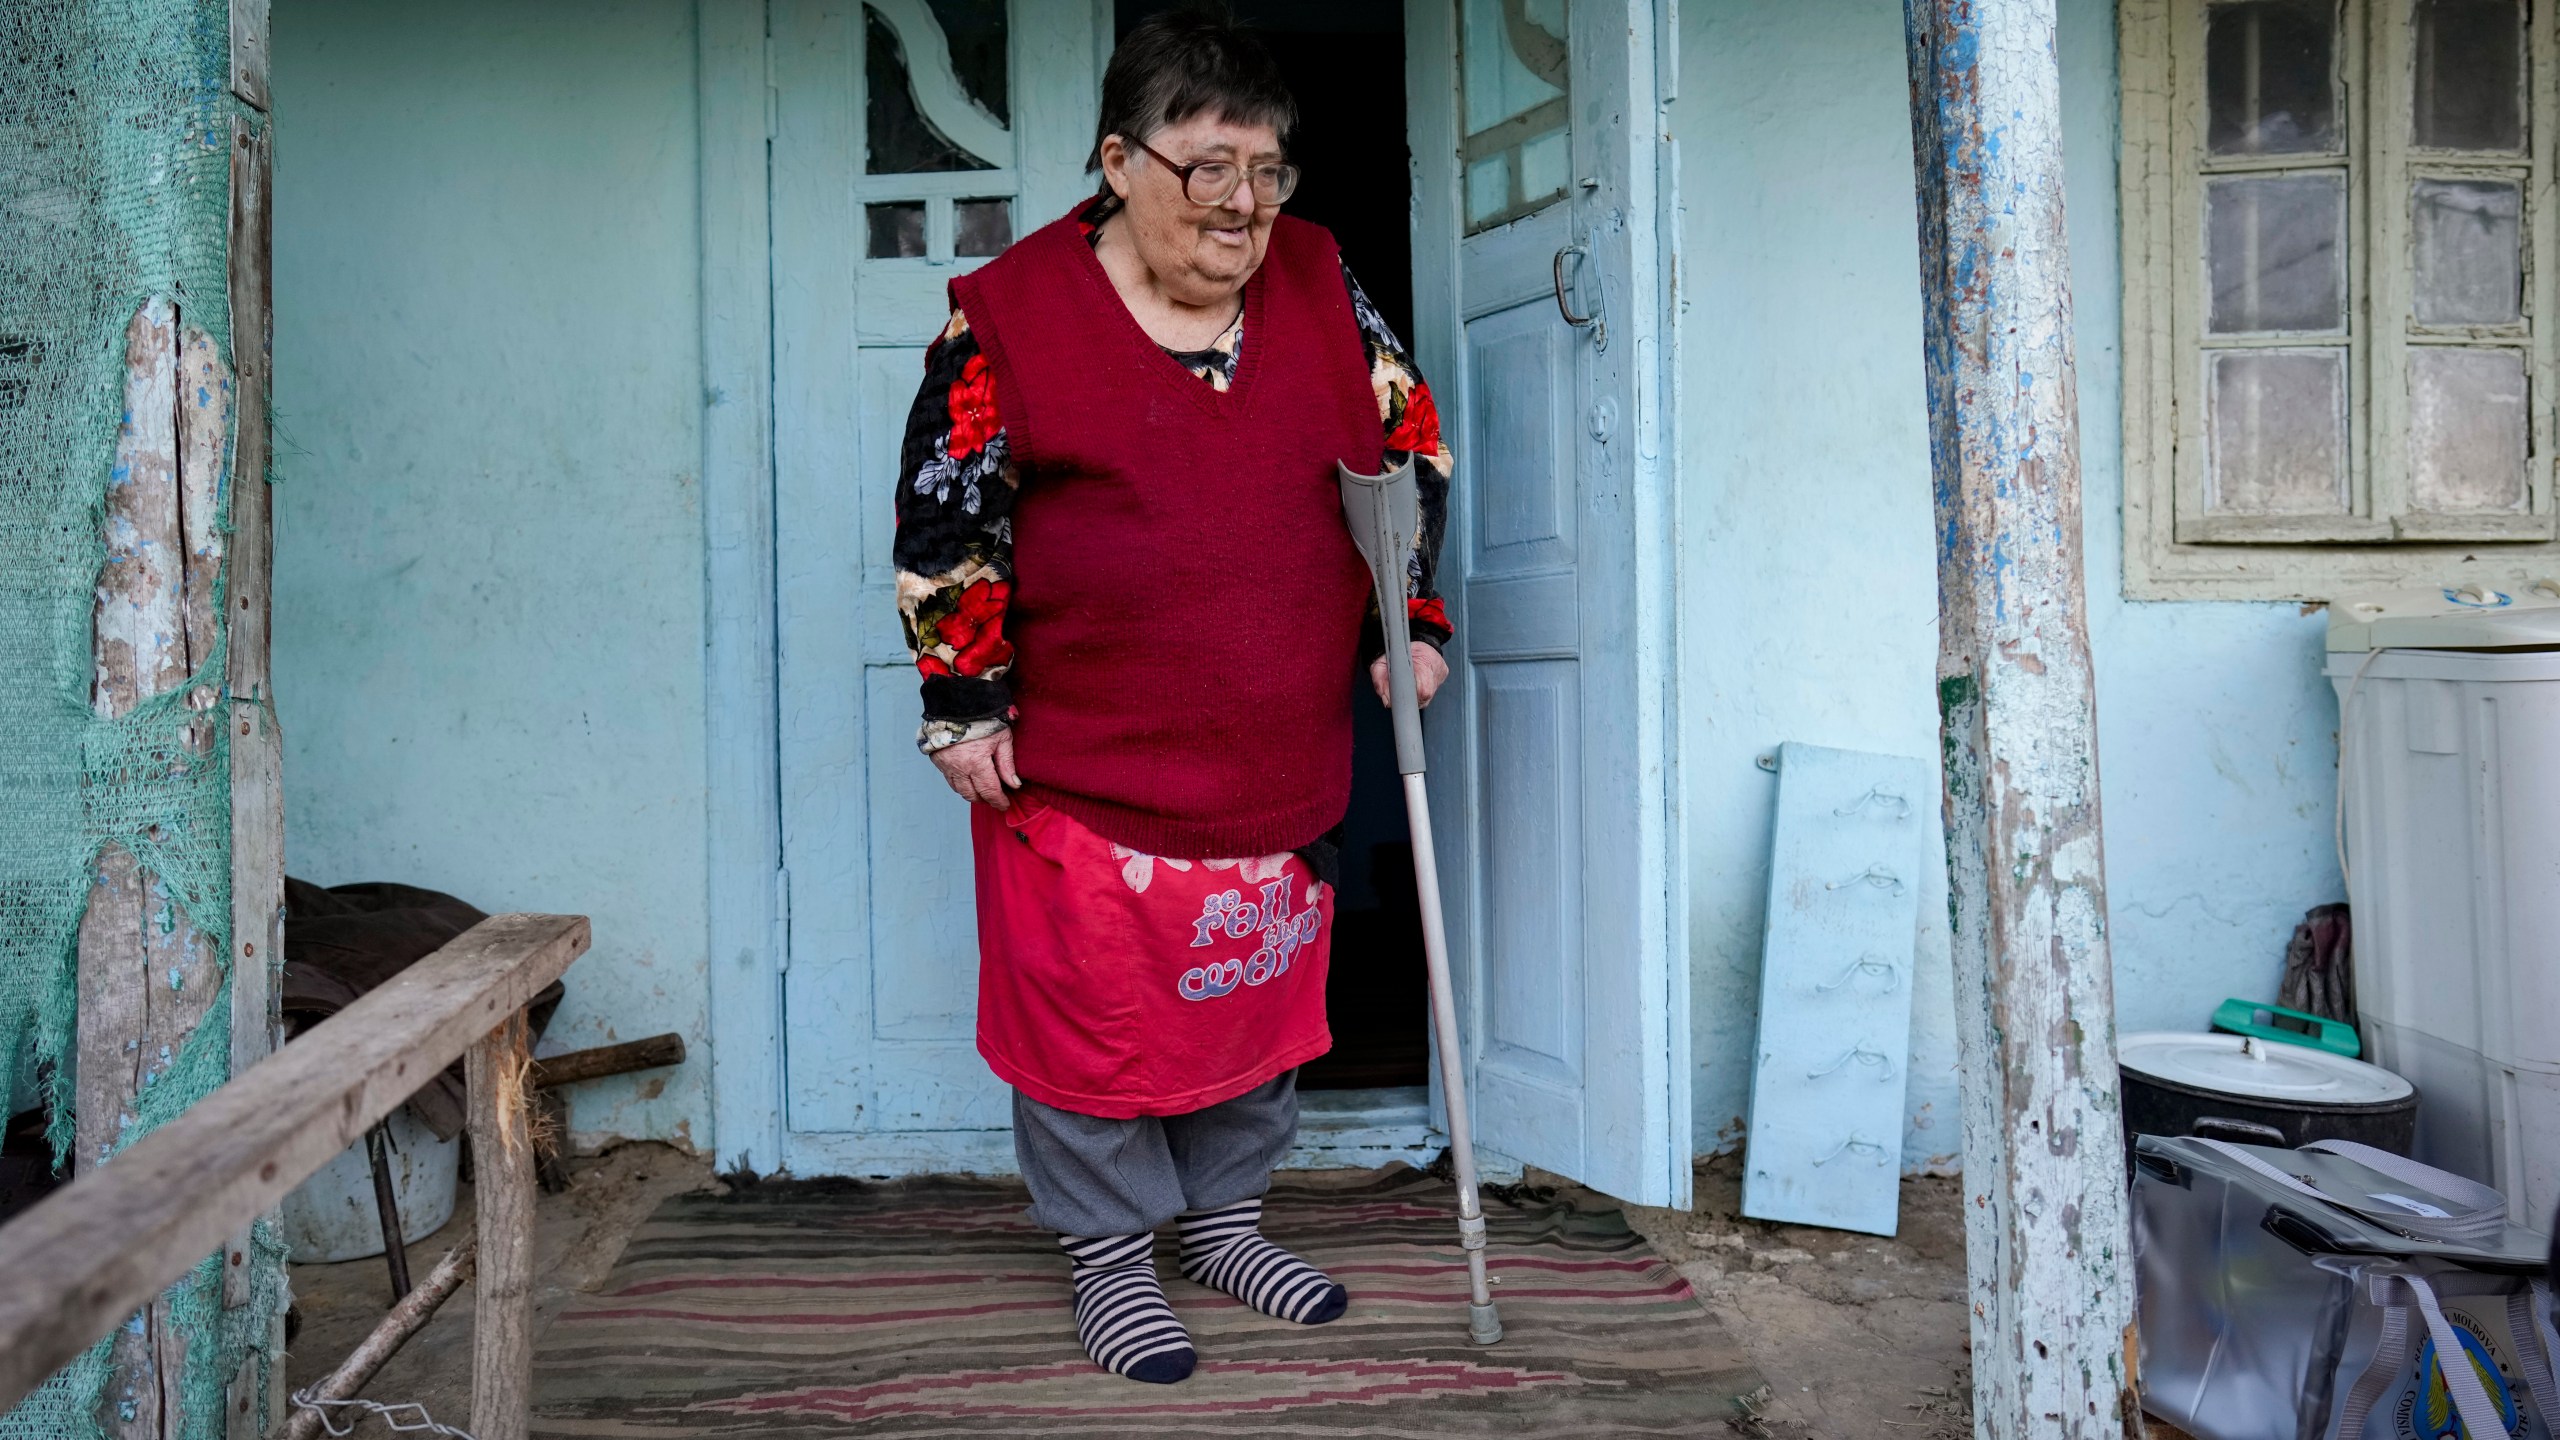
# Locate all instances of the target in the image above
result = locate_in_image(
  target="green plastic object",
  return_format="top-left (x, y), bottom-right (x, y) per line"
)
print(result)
top-left (2210, 998), bottom-right (2362, 1058)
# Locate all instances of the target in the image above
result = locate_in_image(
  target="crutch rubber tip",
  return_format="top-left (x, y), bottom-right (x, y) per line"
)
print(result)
top-left (1468, 1303), bottom-right (1503, 1346)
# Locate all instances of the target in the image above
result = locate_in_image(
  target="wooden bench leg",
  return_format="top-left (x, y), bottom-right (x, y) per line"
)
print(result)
top-left (466, 1010), bottom-right (534, 1440)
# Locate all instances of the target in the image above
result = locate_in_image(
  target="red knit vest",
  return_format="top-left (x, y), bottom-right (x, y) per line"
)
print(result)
top-left (951, 210), bottom-right (1380, 857)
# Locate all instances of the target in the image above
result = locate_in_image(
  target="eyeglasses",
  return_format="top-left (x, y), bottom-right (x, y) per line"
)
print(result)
top-left (1131, 137), bottom-right (1300, 207)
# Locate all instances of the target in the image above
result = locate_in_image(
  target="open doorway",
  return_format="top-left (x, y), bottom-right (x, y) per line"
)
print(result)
top-left (1116, 0), bottom-right (1427, 1094)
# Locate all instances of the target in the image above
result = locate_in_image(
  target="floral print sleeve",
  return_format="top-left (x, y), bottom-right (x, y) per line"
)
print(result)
top-left (894, 257), bottom-right (1456, 753)
top-left (1346, 265), bottom-right (1455, 647)
top-left (895, 308), bottom-right (1018, 754)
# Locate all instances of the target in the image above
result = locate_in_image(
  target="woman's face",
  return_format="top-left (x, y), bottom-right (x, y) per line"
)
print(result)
top-left (1101, 112), bottom-right (1284, 305)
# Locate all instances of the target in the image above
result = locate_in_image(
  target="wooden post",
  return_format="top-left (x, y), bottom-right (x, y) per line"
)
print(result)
top-left (225, 5), bottom-right (282, 1428)
top-left (76, 2), bottom-right (275, 1425)
top-left (223, 108), bottom-right (282, 1309)
top-left (467, 1010), bottom-right (537, 1440)
top-left (1901, 1), bottom-right (2138, 1436)
top-left (80, 291), bottom-right (236, 1440)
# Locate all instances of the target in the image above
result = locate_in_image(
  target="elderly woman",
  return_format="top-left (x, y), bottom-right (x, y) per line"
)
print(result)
top-left (893, 10), bottom-right (1453, 1385)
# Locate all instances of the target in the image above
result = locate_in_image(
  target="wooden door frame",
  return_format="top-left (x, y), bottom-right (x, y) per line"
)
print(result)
top-left (701, 0), bottom-right (786, 1178)
top-left (702, 0), bottom-right (1686, 1182)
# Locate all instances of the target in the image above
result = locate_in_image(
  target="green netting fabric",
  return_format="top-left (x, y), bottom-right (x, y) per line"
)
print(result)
top-left (2, 0), bottom-right (276, 1436)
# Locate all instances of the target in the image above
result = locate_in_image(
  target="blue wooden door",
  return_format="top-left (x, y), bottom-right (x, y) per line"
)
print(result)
top-left (769, 0), bottom-right (1101, 1174)
top-left (1406, 0), bottom-right (1689, 1207)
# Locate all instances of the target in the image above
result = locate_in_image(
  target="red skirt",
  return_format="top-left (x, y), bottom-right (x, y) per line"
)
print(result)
top-left (971, 796), bottom-right (1333, 1118)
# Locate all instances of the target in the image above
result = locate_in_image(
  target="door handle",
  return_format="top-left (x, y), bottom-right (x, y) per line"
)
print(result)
top-left (1552, 244), bottom-right (1605, 346)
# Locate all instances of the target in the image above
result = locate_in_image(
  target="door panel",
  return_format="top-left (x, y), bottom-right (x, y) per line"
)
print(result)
top-left (1469, 299), bottom-right (1577, 562)
top-left (771, 0), bottom-right (1101, 1163)
top-left (1408, 0), bottom-right (1687, 1207)
top-left (864, 665), bottom-right (974, 1042)
top-left (1477, 660), bottom-right (1582, 1083)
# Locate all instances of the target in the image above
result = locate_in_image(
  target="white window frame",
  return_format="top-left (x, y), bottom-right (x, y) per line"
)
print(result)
top-left (2121, 0), bottom-right (2560, 599)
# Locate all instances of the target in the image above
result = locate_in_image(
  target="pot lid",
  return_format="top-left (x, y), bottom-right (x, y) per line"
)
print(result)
top-left (2118, 1031), bottom-right (2414, 1106)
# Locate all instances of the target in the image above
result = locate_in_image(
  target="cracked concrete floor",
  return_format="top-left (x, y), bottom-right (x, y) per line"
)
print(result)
top-left (289, 1145), bottom-right (1973, 1438)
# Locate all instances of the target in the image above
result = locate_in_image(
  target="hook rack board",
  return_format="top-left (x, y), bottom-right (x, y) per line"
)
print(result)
top-left (1741, 742), bottom-right (1930, 1236)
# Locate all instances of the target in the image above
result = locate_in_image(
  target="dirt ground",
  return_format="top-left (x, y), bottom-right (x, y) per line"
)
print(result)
top-left (1549, 1156), bottom-right (1976, 1440)
top-left (287, 1145), bottom-right (1972, 1438)
top-left (284, 1142), bottom-right (717, 1434)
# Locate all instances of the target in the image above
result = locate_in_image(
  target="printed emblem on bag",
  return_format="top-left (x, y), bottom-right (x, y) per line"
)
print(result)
top-left (1179, 878), bottom-right (1321, 1002)
top-left (2393, 1314), bottom-right (2524, 1440)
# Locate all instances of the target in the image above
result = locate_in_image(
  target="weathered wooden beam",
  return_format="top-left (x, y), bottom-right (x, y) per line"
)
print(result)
top-left (0, 913), bottom-right (591, 1410)
top-left (228, 0), bottom-right (269, 112)
top-left (468, 1010), bottom-right (537, 1440)
top-left (223, 96), bottom-right (282, 1438)
top-left (223, 111), bottom-right (282, 1323)
top-left (176, 328), bottom-right (228, 687)
top-left (1901, 1), bottom-right (2136, 1436)
top-left (530, 1032), bottom-right (687, 1090)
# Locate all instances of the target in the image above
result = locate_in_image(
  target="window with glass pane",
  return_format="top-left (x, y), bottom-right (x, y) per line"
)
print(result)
top-left (2410, 178), bottom-right (2520, 324)
top-left (1459, 0), bottom-right (1569, 233)
top-left (2408, 347), bottom-right (2529, 511)
top-left (2119, 0), bottom-right (2560, 593)
top-left (2196, 0), bottom-right (2354, 522)
top-left (2413, 0), bottom-right (2523, 150)
top-left (2207, 0), bottom-right (2339, 153)
top-left (867, 202), bottom-right (927, 259)
top-left (866, 4), bottom-right (1006, 174)
top-left (2208, 350), bottom-right (2351, 512)
top-left (2398, 0), bottom-right (2534, 523)
top-left (953, 198), bottom-right (1012, 257)
top-left (2206, 173), bottom-right (2347, 332)
top-left (855, 2), bottom-right (1018, 265)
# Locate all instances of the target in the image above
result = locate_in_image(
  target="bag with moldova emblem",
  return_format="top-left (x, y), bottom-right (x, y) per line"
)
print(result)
top-left (2133, 1132), bottom-right (2559, 1439)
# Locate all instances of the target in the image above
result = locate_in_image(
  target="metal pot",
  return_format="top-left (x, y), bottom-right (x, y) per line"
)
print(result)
top-left (2118, 1030), bottom-right (2419, 1171)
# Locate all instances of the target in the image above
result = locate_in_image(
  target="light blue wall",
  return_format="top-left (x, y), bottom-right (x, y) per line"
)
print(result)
top-left (1673, 0), bottom-right (2344, 1169)
top-left (270, 0), bottom-right (711, 1149)
top-left (259, 0), bottom-right (2344, 1174)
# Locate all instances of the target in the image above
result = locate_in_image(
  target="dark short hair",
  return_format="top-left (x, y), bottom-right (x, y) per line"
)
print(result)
top-left (1088, 6), bottom-right (1297, 188)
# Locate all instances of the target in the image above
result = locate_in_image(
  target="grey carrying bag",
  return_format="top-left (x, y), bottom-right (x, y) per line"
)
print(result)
top-left (2134, 1133), bottom-right (2559, 1440)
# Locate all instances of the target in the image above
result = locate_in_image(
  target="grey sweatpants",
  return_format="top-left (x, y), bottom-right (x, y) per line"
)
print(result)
top-left (1012, 1071), bottom-right (1300, 1238)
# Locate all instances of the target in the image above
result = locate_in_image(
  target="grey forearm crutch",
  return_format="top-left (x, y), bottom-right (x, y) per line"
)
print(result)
top-left (1338, 457), bottom-right (1502, 1347)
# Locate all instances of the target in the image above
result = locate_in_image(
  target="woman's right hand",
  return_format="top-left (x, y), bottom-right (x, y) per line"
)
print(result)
top-left (931, 728), bottom-right (1021, 808)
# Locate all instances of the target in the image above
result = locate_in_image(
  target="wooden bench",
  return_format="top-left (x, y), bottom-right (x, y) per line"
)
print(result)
top-left (0, 913), bottom-right (590, 1440)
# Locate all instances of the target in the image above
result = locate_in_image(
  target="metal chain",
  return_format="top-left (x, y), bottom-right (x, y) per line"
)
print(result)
top-left (289, 1389), bottom-right (478, 1440)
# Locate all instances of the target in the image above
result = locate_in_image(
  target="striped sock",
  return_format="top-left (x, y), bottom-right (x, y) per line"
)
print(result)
top-left (1176, 1197), bottom-right (1348, 1324)
top-left (1059, 1233), bottom-right (1195, 1384)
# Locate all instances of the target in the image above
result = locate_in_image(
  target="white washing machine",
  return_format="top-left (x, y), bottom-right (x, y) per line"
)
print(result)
top-left (2328, 581), bottom-right (2560, 1216)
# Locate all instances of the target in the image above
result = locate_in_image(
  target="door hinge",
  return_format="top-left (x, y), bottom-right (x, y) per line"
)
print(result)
top-left (773, 865), bottom-right (792, 973)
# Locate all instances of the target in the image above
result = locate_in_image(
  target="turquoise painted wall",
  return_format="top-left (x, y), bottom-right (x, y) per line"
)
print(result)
top-left (1674, 0), bottom-right (2344, 1169)
top-left (270, 0), bottom-right (711, 1150)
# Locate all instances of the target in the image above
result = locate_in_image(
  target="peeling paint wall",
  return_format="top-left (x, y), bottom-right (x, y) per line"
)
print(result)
top-left (1676, 0), bottom-right (2342, 1169)
top-left (269, 0), bottom-right (710, 1151)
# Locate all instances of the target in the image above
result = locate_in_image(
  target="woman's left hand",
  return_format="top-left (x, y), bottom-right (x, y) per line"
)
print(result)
top-left (1370, 642), bottom-right (1450, 710)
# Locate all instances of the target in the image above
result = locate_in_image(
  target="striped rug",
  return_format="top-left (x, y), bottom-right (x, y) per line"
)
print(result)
top-left (531, 1166), bottom-right (1767, 1437)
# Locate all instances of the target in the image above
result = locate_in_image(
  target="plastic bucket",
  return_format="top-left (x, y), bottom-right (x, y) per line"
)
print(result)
top-left (278, 1105), bottom-right (459, 1263)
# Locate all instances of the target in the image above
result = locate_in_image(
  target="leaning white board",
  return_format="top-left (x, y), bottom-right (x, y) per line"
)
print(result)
top-left (1742, 742), bottom-right (1930, 1236)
